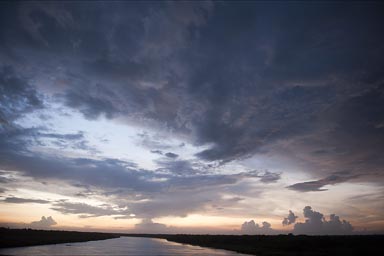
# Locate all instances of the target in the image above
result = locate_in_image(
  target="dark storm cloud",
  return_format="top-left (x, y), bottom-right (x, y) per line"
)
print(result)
top-left (0, 65), bottom-right (42, 124)
top-left (64, 88), bottom-right (120, 120)
top-left (3, 196), bottom-right (50, 204)
top-left (0, 1), bottom-right (383, 195)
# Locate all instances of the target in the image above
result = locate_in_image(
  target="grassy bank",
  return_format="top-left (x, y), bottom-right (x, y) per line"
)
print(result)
top-left (124, 234), bottom-right (383, 256)
top-left (0, 228), bottom-right (120, 248)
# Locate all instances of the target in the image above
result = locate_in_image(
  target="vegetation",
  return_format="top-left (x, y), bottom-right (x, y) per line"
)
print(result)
top-left (0, 227), bottom-right (120, 248)
top-left (1, 228), bottom-right (382, 255)
top-left (124, 233), bottom-right (383, 256)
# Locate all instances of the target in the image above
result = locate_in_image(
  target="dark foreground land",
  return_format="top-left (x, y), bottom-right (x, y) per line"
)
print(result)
top-left (1, 228), bottom-right (382, 256)
top-left (0, 228), bottom-right (120, 248)
top-left (126, 233), bottom-right (383, 256)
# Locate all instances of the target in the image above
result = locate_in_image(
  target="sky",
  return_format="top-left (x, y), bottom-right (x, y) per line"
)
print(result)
top-left (0, 1), bottom-right (384, 235)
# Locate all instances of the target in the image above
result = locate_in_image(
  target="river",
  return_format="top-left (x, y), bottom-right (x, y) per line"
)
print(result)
top-left (0, 236), bottom-right (250, 256)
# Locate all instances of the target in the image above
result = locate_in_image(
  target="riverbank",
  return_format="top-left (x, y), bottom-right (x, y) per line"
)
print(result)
top-left (0, 228), bottom-right (120, 248)
top-left (124, 234), bottom-right (383, 256)
top-left (1, 228), bottom-right (382, 255)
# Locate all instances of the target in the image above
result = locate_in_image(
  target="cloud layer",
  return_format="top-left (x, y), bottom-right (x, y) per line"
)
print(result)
top-left (0, 1), bottom-right (383, 232)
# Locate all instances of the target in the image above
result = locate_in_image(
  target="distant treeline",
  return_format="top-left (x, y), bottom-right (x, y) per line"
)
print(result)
top-left (124, 233), bottom-right (383, 256)
top-left (0, 227), bottom-right (120, 248)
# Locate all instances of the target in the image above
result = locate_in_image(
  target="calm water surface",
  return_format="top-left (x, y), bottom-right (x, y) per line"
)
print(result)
top-left (0, 236), bottom-right (250, 256)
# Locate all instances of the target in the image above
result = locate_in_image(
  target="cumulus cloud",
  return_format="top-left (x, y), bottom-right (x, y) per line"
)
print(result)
top-left (30, 216), bottom-right (57, 229)
top-left (282, 210), bottom-right (298, 226)
top-left (134, 219), bottom-right (169, 234)
top-left (293, 206), bottom-right (353, 235)
top-left (241, 220), bottom-right (275, 235)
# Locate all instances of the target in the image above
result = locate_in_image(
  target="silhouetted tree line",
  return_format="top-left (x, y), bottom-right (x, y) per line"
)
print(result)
top-left (0, 227), bottom-right (119, 248)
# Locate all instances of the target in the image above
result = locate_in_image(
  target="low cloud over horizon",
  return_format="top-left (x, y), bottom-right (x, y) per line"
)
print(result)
top-left (240, 206), bottom-right (353, 235)
top-left (1, 1), bottom-right (384, 234)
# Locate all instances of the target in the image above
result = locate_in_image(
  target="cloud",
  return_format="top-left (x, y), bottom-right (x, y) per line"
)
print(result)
top-left (282, 210), bottom-right (298, 226)
top-left (37, 131), bottom-right (84, 140)
top-left (51, 201), bottom-right (128, 218)
top-left (0, 173), bottom-right (15, 184)
top-left (155, 159), bottom-right (208, 176)
top-left (0, 1), bottom-right (383, 229)
top-left (0, 151), bottom-right (162, 194)
top-left (287, 174), bottom-right (358, 192)
top-left (0, 2), bottom-right (383, 183)
top-left (3, 197), bottom-right (50, 204)
top-left (255, 171), bottom-right (281, 184)
top-left (137, 132), bottom-right (176, 150)
top-left (30, 216), bottom-right (57, 229)
top-left (134, 219), bottom-right (169, 234)
top-left (0, 140), bottom-right (258, 219)
top-left (150, 150), bottom-right (163, 155)
top-left (293, 206), bottom-right (353, 235)
top-left (64, 89), bottom-right (119, 120)
top-left (165, 152), bottom-right (179, 159)
top-left (0, 65), bottom-right (43, 125)
top-left (240, 220), bottom-right (276, 235)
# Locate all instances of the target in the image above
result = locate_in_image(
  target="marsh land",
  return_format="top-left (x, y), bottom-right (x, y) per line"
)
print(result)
top-left (125, 233), bottom-right (383, 256)
top-left (1, 228), bottom-right (382, 256)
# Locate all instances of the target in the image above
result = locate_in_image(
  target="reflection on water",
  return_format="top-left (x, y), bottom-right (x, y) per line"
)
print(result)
top-left (0, 236), bottom-right (250, 256)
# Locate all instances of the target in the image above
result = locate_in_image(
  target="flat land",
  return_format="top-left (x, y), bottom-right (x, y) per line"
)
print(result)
top-left (0, 228), bottom-right (120, 248)
top-left (1, 228), bottom-right (382, 256)
top-left (125, 233), bottom-right (383, 256)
